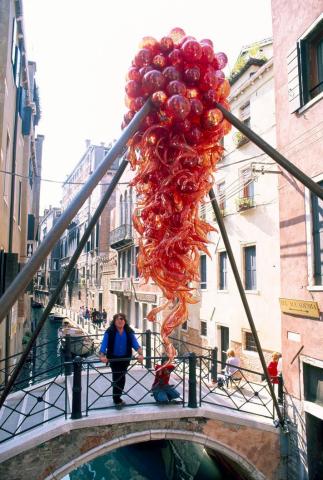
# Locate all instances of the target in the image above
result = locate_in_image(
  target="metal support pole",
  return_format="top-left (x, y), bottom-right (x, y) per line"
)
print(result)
top-left (0, 156), bottom-right (129, 408)
top-left (145, 329), bottom-right (152, 370)
top-left (208, 188), bottom-right (285, 426)
top-left (63, 334), bottom-right (72, 376)
top-left (71, 356), bottom-right (82, 419)
top-left (215, 102), bottom-right (323, 200)
top-left (278, 374), bottom-right (284, 405)
top-left (211, 347), bottom-right (218, 383)
top-left (0, 99), bottom-right (152, 323)
top-left (188, 352), bottom-right (197, 408)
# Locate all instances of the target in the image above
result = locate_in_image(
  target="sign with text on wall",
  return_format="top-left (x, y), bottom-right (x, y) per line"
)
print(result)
top-left (279, 298), bottom-right (320, 319)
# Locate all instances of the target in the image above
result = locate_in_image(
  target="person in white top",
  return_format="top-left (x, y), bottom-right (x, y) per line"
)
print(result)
top-left (216, 349), bottom-right (240, 388)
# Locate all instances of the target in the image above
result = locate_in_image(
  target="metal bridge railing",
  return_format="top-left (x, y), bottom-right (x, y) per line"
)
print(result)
top-left (0, 348), bottom-right (284, 444)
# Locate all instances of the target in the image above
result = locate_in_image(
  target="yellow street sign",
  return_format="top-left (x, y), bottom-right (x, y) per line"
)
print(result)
top-left (279, 297), bottom-right (320, 319)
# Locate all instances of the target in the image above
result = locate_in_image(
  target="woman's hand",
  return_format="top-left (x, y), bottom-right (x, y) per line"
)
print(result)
top-left (137, 349), bottom-right (144, 363)
top-left (99, 353), bottom-right (108, 364)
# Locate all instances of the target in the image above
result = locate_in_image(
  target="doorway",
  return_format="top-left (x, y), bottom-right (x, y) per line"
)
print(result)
top-left (220, 326), bottom-right (229, 367)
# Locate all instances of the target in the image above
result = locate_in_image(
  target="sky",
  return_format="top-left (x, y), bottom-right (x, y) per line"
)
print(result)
top-left (23, 0), bottom-right (273, 212)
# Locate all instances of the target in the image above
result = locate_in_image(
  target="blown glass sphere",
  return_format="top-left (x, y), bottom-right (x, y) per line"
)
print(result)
top-left (184, 67), bottom-right (201, 85)
top-left (181, 40), bottom-right (202, 62)
top-left (163, 66), bottom-right (182, 82)
top-left (202, 108), bottom-right (223, 130)
top-left (215, 52), bottom-right (228, 69)
top-left (166, 80), bottom-right (187, 96)
top-left (160, 36), bottom-right (174, 53)
top-left (142, 70), bottom-right (166, 94)
top-left (166, 94), bottom-right (191, 120)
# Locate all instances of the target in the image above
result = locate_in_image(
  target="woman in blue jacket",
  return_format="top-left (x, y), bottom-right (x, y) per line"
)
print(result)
top-left (99, 313), bottom-right (143, 407)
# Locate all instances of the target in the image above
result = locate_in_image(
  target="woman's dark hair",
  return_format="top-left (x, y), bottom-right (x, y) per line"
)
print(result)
top-left (112, 313), bottom-right (127, 323)
top-left (110, 313), bottom-right (133, 333)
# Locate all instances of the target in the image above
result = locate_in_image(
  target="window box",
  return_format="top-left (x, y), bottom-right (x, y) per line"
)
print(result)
top-left (236, 196), bottom-right (255, 211)
top-left (233, 131), bottom-right (249, 148)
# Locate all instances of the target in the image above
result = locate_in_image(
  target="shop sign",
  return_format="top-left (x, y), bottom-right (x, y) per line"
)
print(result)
top-left (279, 298), bottom-right (320, 319)
top-left (136, 293), bottom-right (157, 303)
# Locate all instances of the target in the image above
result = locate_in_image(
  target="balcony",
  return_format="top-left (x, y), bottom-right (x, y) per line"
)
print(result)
top-left (109, 224), bottom-right (133, 250)
top-left (236, 196), bottom-right (255, 212)
top-left (110, 278), bottom-right (132, 296)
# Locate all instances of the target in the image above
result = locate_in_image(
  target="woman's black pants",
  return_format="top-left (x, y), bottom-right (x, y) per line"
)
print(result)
top-left (109, 357), bottom-right (130, 403)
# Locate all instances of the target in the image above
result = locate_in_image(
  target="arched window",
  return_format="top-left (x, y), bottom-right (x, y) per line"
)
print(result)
top-left (129, 187), bottom-right (133, 224)
top-left (119, 194), bottom-right (123, 225)
top-left (124, 190), bottom-right (128, 226)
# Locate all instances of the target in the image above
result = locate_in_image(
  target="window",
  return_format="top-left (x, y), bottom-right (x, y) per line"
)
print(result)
top-left (135, 302), bottom-right (140, 329)
top-left (124, 190), bottom-right (128, 225)
top-left (200, 321), bottom-right (207, 337)
top-left (28, 158), bottom-right (33, 188)
top-left (121, 251), bottom-right (126, 278)
top-left (244, 245), bottom-right (256, 290)
top-left (126, 249), bottom-right (131, 277)
top-left (119, 194), bottom-right (124, 225)
top-left (134, 245), bottom-right (139, 279)
top-left (241, 167), bottom-right (254, 200)
top-left (217, 181), bottom-right (226, 212)
top-left (199, 203), bottom-right (206, 220)
top-left (240, 101), bottom-right (250, 127)
top-left (245, 331), bottom-right (257, 352)
top-left (219, 251), bottom-right (227, 290)
top-left (200, 255), bottom-right (207, 289)
top-left (303, 362), bottom-right (323, 405)
top-left (288, 15), bottom-right (323, 112)
top-left (311, 180), bottom-right (323, 285)
top-left (299, 17), bottom-right (323, 105)
top-left (17, 181), bottom-right (22, 226)
top-left (3, 133), bottom-right (10, 197)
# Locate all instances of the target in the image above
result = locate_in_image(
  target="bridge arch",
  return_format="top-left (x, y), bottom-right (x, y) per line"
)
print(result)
top-left (0, 407), bottom-right (279, 480)
top-left (48, 428), bottom-right (266, 480)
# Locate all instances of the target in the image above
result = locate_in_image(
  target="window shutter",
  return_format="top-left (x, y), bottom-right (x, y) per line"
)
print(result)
top-left (287, 44), bottom-right (301, 113)
top-left (27, 214), bottom-right (35, 240)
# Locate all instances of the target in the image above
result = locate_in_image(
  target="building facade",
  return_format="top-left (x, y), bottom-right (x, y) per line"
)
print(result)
top-left (109, 164), bottom-right (161, 337)
top-left (60, 141), bottom-right (118, 317)
top-left (0, 0), bottom-right (43, 364)
top-left (271, 2), bottom-right (323, 479)
top-left (197, 39), bottom-right (281, 370)
top-left (35, 206), bottom-right (62, 305)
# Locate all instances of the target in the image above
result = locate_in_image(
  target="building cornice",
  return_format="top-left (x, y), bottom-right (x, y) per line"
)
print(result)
top-left (229, 58), bottom-right (274, 102)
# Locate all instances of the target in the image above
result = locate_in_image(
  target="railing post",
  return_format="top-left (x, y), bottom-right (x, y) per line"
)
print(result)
top-left (211, 347), bottom-right (218, 383)
top-left (63, 334), bottom-right (72, 376)
top-left (188, 352), bottom-right (197, 408)
top-left (145, 329), bottom-right (152, 369)
top-left (278, 374), bottom-right (284, 405)
top-left (71, 356), bottom-right (82, 419)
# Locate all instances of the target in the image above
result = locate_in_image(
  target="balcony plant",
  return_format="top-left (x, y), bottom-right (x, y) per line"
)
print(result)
top-left (233, 131), bottom-right (249, 148)
top-left (236, 196), bottom-right (255, 211)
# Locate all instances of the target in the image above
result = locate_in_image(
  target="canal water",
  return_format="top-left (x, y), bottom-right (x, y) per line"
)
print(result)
top-left (29, 308), bottom-right (244, 480)
top-left (18, 307), bottom-right (63, 387)
top-left (63, 439), bottom-right (241, 479)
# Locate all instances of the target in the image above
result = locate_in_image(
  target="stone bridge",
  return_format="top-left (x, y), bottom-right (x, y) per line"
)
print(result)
top-left (0, 403), bottom-right (281, 480)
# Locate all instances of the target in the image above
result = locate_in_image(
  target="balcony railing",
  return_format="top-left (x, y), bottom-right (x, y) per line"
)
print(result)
top-left (109, 224), bottom-right (133, 249)
top-left (236, 196), bottom-right (255, 212)
top-left (110, 278), bottom-right (131, 293)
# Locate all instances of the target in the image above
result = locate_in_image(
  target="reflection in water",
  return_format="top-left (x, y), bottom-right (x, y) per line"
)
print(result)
top-left (64, 440), bottom-right (242, 480)
top-left (17, 307), bottom-right (63, 388)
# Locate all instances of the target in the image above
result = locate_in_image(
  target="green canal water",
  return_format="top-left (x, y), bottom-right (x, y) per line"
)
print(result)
top-left (30, 308), bottom-right (244, 480)
top-left (63, 439), bottom-right (239, 480)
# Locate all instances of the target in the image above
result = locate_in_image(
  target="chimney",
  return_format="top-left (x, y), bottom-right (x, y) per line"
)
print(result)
top-left (85, 139), bottom-right (91, 149)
